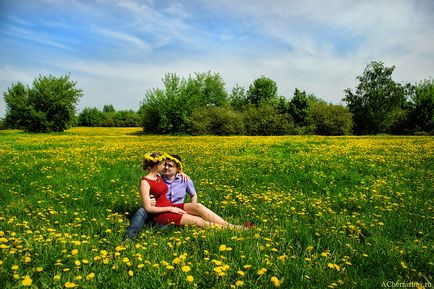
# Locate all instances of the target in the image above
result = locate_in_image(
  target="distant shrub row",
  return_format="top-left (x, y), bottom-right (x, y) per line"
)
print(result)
top-left (140, 72), bottom-right (353, 135)
top-left (2, 61), bottom-right (432, 134)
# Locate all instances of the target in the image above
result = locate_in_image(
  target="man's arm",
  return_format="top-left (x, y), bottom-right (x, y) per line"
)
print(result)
top-left (186, 179), bottom-right (197, 203)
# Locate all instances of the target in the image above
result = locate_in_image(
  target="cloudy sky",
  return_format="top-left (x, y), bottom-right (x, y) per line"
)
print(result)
top-left (1, 0), bottom-right (433, 116)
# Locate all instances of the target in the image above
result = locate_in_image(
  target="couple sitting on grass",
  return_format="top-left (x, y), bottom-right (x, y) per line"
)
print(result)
top-left (125, 152), bottom-right (251, 240)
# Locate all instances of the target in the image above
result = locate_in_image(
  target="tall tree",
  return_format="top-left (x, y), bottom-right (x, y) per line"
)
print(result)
top-left (289, 88), bottom-right (312, 126)
top-left (3, 82), bottom-right (30, 129)
top-left (343, 61), bottom-right (406, 134)
top-left (247, 76), bottom-right (278, 106)
top-left (408, 79), bottom-right (434, 133)
top-left (4, 75), bottom-right (82, 132)
top-left (229, 84), bottom-right (248, 111)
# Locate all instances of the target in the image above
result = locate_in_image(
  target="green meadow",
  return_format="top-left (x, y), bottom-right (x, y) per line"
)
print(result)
top-left (0, 128), bottom-right (433, 288)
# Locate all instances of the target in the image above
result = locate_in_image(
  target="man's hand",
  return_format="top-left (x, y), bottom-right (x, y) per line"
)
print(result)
top-left (179, 171), bottom-right (190, 182)
top-left (150, 195), bottom-right (156, 206)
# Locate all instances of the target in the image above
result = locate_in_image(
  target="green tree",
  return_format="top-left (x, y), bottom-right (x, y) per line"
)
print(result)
top-left (141, 73), bottom-right (190, 133)
top-left (408, 79), bottom-right (434, 133)
top-left (78, 107), bottom-right (104, 126)
top-left (289, 88), bottom-right (312, 126)
top-left (4, 75), bottom-right (82, 132)
top-left (192, 72), bottom-right (228, 107)
top-left (141, 72), bottom-right (229, 134)
top-left (103, 104), bottom-right (116, 113)
top-left (229, 84), bottom-right (248, 111)
top-left (343, 61), bottom-right (406, 134)
top-left (3, 82), bottom-right (29, 129)
top-left (247, 76), bottom-right (278, 106)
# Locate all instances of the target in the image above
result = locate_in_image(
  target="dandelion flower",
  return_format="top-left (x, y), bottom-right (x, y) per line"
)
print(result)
top-left (64, 282), bottom-right (78, 288)
top-left (86, 273), bottom-right (95, 280)
top-left (186, 275), bottom-right (194, 282)
top-left (235, 280), bottom-right (244, 286)
top-left (219, 245), bottom-right (227, 251)
top-left (128, 270), bottom-right (134, 277)
top-left (71, 249), bottom-right (78, 255)
top-left (257, 268), bottom-right (267, 275)
top-left (22, 276), bottom-right (32, 286)
top-left (181, 265), bottom-right (191, 272)
top-left (271, 276), bottom-right (281, 287)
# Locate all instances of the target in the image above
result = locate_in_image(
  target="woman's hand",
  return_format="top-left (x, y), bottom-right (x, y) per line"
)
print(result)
top-left (169, 207), bottom-right (186, 215)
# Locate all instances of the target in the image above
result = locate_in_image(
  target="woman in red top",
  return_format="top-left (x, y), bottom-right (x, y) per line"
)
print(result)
top-left (140, 152), bottom-right (243, 229)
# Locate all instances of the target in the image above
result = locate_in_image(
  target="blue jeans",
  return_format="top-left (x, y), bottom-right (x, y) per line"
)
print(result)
top-left (125, 207), bottom-right (148, 239)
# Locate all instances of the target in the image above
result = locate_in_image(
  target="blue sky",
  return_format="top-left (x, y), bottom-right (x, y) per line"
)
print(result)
top-left (1, 0), bottom-right (433, 116)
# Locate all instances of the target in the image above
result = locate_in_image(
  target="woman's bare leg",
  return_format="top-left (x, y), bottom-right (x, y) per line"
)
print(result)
top-left (179, 214), bottom-right (219, 227)
top-left (183, 203), bottom-right (241, 229)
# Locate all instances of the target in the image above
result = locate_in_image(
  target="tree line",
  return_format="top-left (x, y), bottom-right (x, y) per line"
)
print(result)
top-left (2, 61), bottom-right (433, 135)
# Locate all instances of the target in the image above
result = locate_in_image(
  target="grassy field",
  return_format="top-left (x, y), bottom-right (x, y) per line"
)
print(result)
top-left (0, 127), bottom-right (433, 288)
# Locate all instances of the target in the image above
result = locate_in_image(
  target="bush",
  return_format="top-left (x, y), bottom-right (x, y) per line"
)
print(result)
top-left (78, 107), bottom-right (105, 126)
top-left (0, 118), bottom-right (6, 130)
top-left (243, 104), bottom-right (295, 135)
top-left (190, 106), bottom-right (244, 135)
top-left (311, 102), bottom-right (353, 135)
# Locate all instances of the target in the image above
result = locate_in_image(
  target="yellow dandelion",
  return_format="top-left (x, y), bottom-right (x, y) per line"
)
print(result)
top-left (128, 270), bottom-right (134, 277)
top-left (219, 244), bottom-right (227, 251)
top-left (186, 275), bottom-right (194, 282)
top-left (64, 282), bottom-right (78, 288)
top-left (181, 265), bottom-right (191, 272)
top-left (271, 276), bottom-right (281, 287)
top-left (36, 267), bottom-right (43, 272)
top-left (86, 273), bottom-right (95, 280)
top-left (172, 257), bottom-right (181, 264)
top-left (21, 276), bottom-right (32, 286)
top-left (400, 261), bottom-right (407, 269)
top-left (12, 265), bottom-right (19, 271)
top-left (74, 260), bottom-right (81, 266)
top-left (235, 280), bottom-right (244, 286)
top-left (237, 270), bottom-right (245, 276)
top-left (71, 249), bottom-right (78, 255)
top-left (166, 265), bottom-right (174, 270)
top-left (257, 268), bottom-right (267, 275)
top-left (53, 275), bottom-right (61, 281)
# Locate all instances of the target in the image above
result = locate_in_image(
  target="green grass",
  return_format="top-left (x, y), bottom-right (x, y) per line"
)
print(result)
top-left (0, 128), bottom-right (433, 288)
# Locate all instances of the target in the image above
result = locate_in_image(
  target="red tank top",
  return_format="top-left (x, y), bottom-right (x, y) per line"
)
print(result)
top-left (142, 175), bottom-right (172, 207)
